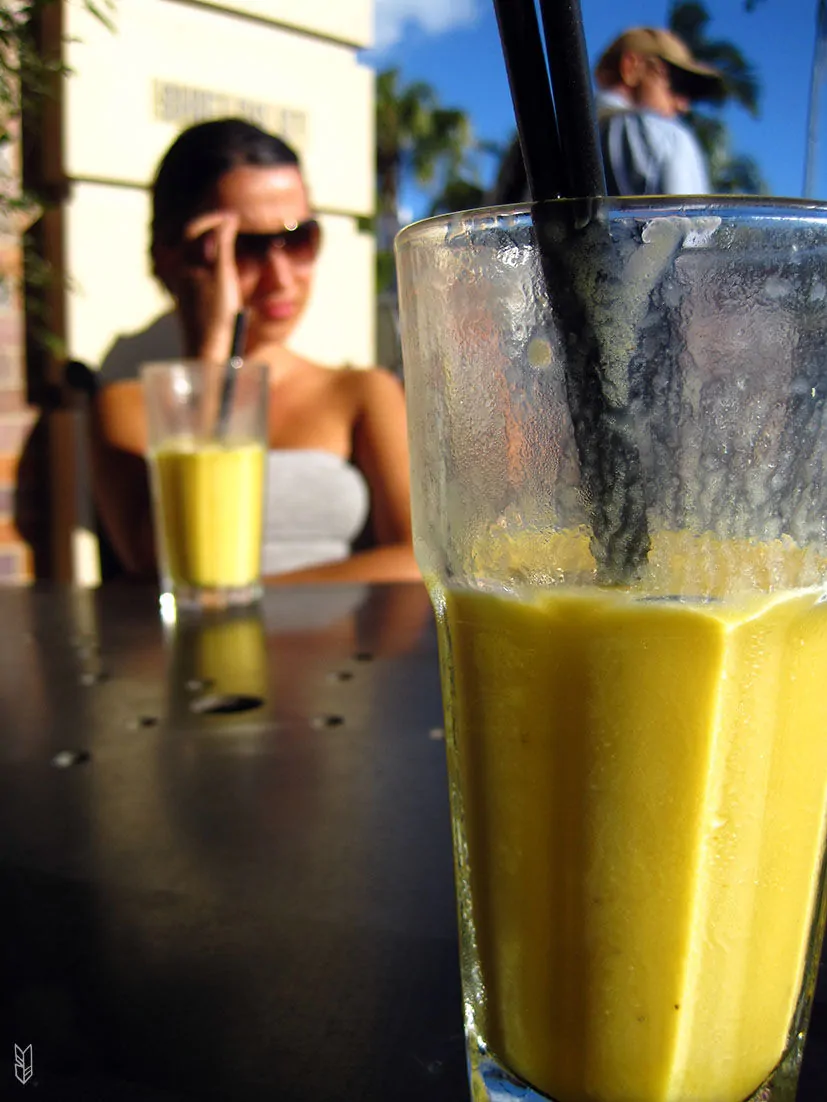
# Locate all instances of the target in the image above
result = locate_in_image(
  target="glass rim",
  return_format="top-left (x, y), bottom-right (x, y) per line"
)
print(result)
top-left (139, 358), bottom-right (267, 381)
top-left (395, 194), bottom-right (827, 250)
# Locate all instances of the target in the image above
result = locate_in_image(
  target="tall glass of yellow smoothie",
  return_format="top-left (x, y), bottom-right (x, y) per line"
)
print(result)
top-left (142, 359), bottom-right (267, 612)
top-left (396, 199), bottom-right (827, 1102)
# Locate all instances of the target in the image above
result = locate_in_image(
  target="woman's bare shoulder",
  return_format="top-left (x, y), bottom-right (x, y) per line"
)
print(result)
top-left (94, 379), bottom-right (147, 455)
top-left (97, 377), bottom-right (144, 398)
top-left (334, 364), bottom-right (405, 401)
top-left (292, 359), bottom-right (402, 407)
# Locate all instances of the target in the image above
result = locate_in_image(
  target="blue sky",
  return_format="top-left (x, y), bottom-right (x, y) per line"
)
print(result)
top-left (365, 0), bottom-right (823, 219)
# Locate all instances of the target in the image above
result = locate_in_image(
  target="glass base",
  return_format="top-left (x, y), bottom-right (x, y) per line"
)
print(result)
top-left (467, 1030), bottom-right (807, 1102)
top-left (162, 580), bottom-right (263, 614)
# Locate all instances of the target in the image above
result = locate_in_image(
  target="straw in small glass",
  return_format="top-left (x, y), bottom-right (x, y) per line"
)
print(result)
top-left (215, 310), bottom-right (248, 440)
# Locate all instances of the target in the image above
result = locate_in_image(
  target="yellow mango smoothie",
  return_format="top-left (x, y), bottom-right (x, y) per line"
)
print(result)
top-left (434, 534), bottom-right (827, 1102)
top-left (152, 440), bottom-right (265, 589)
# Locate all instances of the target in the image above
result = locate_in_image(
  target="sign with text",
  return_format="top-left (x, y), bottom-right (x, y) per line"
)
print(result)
top-left (153, 81), bottom-right (307, 154)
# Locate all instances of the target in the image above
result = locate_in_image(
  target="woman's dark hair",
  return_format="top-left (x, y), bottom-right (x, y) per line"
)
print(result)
top-left (151, 117), bottom-right (301, 252)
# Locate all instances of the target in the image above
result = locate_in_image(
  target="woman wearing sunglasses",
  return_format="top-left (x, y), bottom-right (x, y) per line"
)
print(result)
top-left (92, 118), bottom-right (417, 584)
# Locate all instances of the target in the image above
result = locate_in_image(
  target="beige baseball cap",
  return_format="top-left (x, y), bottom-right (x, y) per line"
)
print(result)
top-left (595, 27), bottom-right (725, 99)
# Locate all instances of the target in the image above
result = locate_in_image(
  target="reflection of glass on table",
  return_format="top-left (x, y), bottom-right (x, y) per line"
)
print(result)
top-left (166, 608), bottom-right (270, 739)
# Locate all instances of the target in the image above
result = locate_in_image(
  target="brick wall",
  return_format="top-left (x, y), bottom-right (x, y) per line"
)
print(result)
top-left (0, 126), bottom-right (43, 583)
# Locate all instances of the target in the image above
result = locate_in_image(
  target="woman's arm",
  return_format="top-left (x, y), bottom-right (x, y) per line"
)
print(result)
top-left (268, 368), bottom-right (420, 585)
top-left (268, 544), bottom-right (419, 585)
top-left (173, 211), bottom-right (242, 362)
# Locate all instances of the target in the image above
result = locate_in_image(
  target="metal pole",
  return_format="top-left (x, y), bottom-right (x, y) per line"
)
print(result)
top-left (804, 0), bottom-right (827, 197)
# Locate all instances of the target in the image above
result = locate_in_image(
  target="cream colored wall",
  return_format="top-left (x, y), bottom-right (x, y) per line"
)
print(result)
top-left (65, 183), bottom-right (168, 362)
top-left (184, 0), bottom-right (373, 48)
top-left (62, 0), bottom-right (376, 370)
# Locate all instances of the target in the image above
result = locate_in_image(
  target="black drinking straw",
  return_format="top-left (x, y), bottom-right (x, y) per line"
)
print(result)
top-left (491, 0), bottom-right (565, 200)
top-left (215, 310), bottom-right (247, 439)
top-left (538, 0), bottom-right (606, 200)
top-left (493, 0), bottom-right (605, 204)
top-left (492, 0), bottom-right (651, 580)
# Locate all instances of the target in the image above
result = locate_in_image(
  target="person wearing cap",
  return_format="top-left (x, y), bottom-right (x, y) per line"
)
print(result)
top-left (486, 26), bottom-right (724, 204)
top-left (594, 27), bottom-right (725, 196)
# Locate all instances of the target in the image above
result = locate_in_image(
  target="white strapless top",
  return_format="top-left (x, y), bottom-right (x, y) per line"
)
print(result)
top-left (262, 449), bottom-right (370, 576)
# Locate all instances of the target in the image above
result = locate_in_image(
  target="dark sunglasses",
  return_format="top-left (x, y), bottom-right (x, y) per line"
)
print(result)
top-left (234, 219), bottom-right (321, 265)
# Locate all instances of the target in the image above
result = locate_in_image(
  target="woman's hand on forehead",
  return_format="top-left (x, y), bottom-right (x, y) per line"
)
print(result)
top-left (182, 211), bottom-right (239, 267)
top-left (176, 210), bottom-right (244, 362)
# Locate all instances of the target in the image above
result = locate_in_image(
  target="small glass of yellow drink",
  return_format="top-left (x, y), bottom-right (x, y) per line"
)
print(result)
top-left (142, 359), bottom-right (267, 612)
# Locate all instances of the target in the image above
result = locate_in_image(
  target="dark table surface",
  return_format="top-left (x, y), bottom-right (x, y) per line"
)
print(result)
top-left (1, 583), bottom-right (825, 1102)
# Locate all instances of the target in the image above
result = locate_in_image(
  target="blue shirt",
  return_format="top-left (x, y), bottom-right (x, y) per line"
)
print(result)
top-left (596, 90), bottom-right (711, 197)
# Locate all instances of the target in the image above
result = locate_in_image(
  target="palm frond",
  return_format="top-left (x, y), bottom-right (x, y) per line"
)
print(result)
top-left (668, 0), bottom-right (761, 113)
top-left (667, 1), bottom-right (765, 184)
